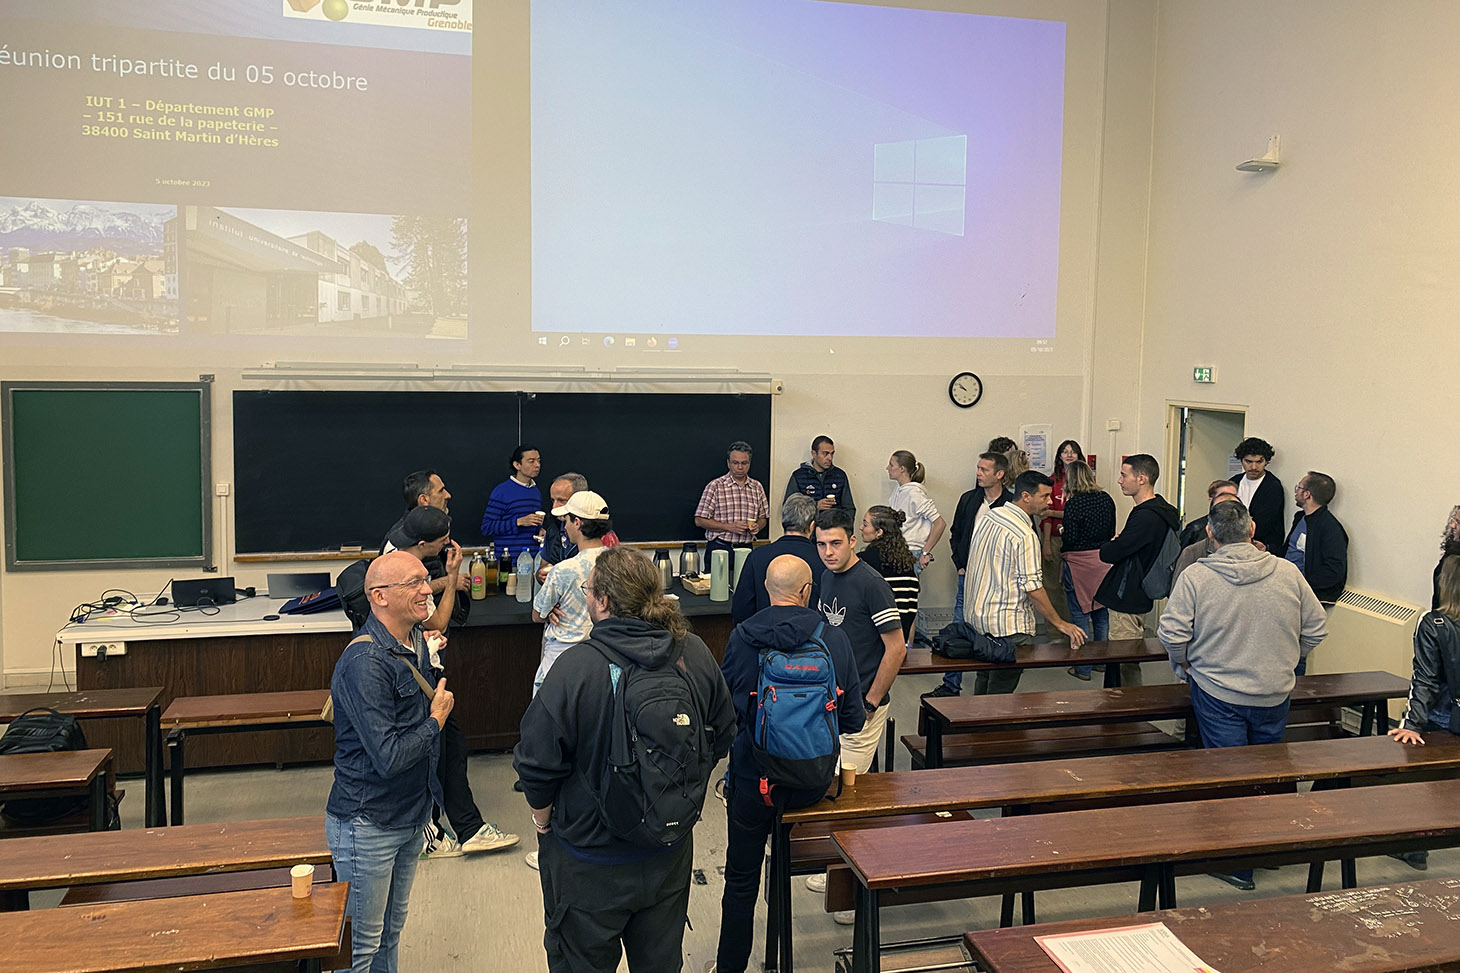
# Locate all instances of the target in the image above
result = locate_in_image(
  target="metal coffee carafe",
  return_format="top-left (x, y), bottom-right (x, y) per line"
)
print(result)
top-left (679, 542), bottom-right (700, 578)
top-left (654, 549), bottom-right (673, 591)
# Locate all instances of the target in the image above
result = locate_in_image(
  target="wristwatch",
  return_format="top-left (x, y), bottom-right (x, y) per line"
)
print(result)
top-left (864, 697), bottom-right (880, 713)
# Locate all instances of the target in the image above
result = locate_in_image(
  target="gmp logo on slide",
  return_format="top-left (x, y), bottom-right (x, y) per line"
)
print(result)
top-left (282, 0), bottom-right (472, 31)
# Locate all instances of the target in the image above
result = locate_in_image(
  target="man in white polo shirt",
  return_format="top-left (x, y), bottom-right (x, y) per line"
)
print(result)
top-left (964, 470), bottom-right (1088, 694)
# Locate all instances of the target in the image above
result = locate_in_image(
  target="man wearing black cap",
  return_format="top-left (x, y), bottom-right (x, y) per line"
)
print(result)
top-left (382, 506), bottom-right (520, 857)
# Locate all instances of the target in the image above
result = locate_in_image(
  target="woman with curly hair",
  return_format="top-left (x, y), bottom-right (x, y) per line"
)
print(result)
top-left (859, 505), bottom-right (919, 642)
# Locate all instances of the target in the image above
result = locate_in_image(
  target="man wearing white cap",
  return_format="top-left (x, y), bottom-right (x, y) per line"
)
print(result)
top-left (531, 490), bottom-right (614, 695)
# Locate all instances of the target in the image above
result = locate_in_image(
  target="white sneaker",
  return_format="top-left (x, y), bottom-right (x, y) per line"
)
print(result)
top-left (461, 824), bottom-right (520, 853)
top-left (805, 872), bottom-right (828, 893)
top-left (419, 826), bottom-right (465, 860)
top-left (524, 850), bottom-right (540, 870)
top-left (833, 910), bottom-right (855, 925)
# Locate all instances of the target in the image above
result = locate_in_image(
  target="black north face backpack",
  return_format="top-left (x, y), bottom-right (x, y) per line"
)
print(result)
top-left (589, 639), bottom-right (717, 849)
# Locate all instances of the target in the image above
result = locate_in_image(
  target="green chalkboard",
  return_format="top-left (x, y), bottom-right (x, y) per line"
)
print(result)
top-left (3, 382), bottom-right (212, 570)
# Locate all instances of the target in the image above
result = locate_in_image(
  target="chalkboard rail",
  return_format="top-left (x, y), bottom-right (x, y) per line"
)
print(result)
top-left (233, 539), bottom-right (770, 563)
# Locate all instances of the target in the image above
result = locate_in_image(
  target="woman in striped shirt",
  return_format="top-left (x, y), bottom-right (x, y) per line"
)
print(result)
top-left (859, 505), bottom-right (920, 643)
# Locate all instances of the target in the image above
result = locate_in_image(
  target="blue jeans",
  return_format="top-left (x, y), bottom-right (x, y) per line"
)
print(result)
top-left (1061, 561), bottom-right (1109, 677)
top-left (943, 570), bottom-right (966, 692)
top-left (327, 813), bottom-right (423, 973)
top-left (910, 549), bottom-right (931, 645)
top-left (1188, 680), bottom-right (1290, 886)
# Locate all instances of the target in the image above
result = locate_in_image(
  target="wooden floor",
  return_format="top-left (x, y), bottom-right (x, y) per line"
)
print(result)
top-left (87, 662), bottom-right (1451, 973)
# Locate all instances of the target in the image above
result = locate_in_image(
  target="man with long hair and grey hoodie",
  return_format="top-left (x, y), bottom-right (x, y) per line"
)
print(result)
top-left (1158, 499), bottom-right (1327, 891)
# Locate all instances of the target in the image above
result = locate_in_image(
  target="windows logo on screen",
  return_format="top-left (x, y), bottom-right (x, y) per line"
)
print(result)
top-left (871, 134), bottom-right (967, 237)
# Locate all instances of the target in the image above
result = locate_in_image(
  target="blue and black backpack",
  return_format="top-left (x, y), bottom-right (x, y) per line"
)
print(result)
top-left (750, 621), bottom-right (842, 804)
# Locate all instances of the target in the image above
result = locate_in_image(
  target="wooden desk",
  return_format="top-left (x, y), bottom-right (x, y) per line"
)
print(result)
top-left (834, 778), bottom-right (1460, 973)
top-left (0, 749), bottom-right (111, 834)
top-left (899, 638), bottom-right (1166, 675)
top-left (64, 592), bottom-right (732, 773)
top-left (920, 670), bottom-right (1410, 768)
top-left (3, 884), bottom-right (348, 973)
top-left (0, 688), bottom-right (163, 827)
top-left (966, 877), bottom-right (1460, 973)
top-left (764, 732), bottom-right (1460, 973)
top-left (163, 690), bottom-right (332, 825)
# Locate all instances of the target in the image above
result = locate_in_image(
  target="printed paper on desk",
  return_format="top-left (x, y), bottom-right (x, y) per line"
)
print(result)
top-left (1035, 921), bottom-right (1222, 973)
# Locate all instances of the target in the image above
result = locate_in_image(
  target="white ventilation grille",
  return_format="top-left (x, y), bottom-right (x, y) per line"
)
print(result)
top-left (1335, 589), bottom-right (1420, 625)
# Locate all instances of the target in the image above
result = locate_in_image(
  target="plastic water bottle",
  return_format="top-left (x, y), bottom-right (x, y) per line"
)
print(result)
top-left (515, 549), bottom-right (533, 603)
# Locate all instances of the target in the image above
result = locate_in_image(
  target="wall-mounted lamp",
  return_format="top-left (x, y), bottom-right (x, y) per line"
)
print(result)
top-left (1236, 135), bottom-right (1281, 172)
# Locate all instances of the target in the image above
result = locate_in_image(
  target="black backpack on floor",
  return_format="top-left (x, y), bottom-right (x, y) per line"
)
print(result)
top-left (0, 707), bottom-right (96, 824)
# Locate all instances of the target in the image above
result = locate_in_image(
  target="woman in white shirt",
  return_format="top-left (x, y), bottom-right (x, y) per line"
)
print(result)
top-left (886, 450), bottom-right (946, 645)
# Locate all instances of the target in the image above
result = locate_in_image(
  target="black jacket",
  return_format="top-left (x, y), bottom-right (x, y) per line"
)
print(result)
top-left (949, 487), bottom-right (1013, 571)
top-left (721, 605), bottom-right (864, 797)
top-left (1231, 473), bottom-right (1286, 554)
top-left (513, 617), bottom-right (735, 855)
top-left (1096, 495), bottom-right (1181, 614)
top-left (1287, 505), bottom-right (1348, 603)
top-left (731, 533), bottom-right (823, 625)
top-left (1402, 611), bottom-right (1460, 733)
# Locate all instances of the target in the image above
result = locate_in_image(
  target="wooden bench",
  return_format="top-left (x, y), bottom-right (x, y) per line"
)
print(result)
top-left (965, 877), bottom-right (1460, 973)
top-left (0, 687), bottom-right (164, 827)
top-left (901, 722), bottom-right (1180, 769)
top-left (59, 865), bottom-right (330, 905)
top-left (0, 814), bottom-right (330, 912)
top-left (164, 690), bottom-right (331, 825)
top-left (762, 731), bottom-right (1460, 973)
top-left (919, 670), bottom-right (1410, 768)
top-left (832, 777), bottom-right (1460, 973)
top-left (900, 638), bottom-right (1166, 678)
top-left (0, 749), bottom-right (113, 838)
top-left (3, 884), bottom-right (349, 972)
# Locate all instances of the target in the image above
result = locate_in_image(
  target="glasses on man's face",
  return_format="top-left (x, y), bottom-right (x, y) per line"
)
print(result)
top-left (369, 576), bottom-right (432, 593)
top-left (579, 583), bottom-right (595, 597)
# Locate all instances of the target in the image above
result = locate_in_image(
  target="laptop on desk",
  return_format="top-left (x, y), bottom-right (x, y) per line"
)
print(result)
top-left (267, 572), bottom-right (332, 600)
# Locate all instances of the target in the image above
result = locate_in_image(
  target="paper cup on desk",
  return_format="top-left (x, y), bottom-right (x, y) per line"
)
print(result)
top-left (291, 863), bottom-right (314, 898)
top-left (840, 762), bottom-right (856, 789)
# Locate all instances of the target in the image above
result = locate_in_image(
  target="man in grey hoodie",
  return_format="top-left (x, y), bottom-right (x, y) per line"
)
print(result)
top-left (1158, 499), bottom-right (1327, 890)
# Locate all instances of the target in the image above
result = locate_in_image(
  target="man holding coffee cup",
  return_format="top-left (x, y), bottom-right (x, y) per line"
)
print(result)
top-left (712, 555), bottom-right (864, 973)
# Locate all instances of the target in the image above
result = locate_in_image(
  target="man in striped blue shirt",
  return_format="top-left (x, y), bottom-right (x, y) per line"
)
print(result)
top-left (964, 471), bottom-right (1088, 694)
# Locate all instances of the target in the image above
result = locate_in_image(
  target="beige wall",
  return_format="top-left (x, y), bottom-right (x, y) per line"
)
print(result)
top-left (0, 1), bottom-right (1159, 682)
top-left (1138, 0), bottom-right (1460, 609)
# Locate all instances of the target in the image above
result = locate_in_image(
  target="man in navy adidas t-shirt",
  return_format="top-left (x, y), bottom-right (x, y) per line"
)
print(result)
top-left (814, 507), bottom-right (905, 774)
top-left (714, 555), bottom-right (863, 973)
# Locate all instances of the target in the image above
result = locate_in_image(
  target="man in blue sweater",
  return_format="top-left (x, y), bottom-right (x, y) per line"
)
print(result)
top-left (480, 443), bottom-right (545, 555)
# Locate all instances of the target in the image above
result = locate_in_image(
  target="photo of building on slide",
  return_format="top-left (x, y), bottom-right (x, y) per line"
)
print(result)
top-left (0, 197), bottom-right (179, 334)
top-left (177, 206), bottom-right (467, 338)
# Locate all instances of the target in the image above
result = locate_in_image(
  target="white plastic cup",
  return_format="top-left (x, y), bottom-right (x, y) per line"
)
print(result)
top-left (291, 863), bottom-right (314, 898)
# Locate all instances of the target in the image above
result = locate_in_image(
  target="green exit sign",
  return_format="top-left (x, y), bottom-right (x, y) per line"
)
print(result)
top-left (1192, 366), bottom-right (1216, 383)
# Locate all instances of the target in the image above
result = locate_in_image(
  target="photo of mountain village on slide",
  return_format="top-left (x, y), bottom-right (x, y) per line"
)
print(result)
top-left (0, 197), bottom-right (468, 338)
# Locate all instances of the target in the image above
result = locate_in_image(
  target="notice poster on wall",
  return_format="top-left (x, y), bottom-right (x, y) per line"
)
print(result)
top-left (1020, 423), bottom-right (1053, 474)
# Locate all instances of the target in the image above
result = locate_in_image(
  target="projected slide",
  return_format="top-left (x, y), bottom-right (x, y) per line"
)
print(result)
top-left (532, 0), bottom-right (1065, 339)
top-left (0, 1), bottom-right (470, 340)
